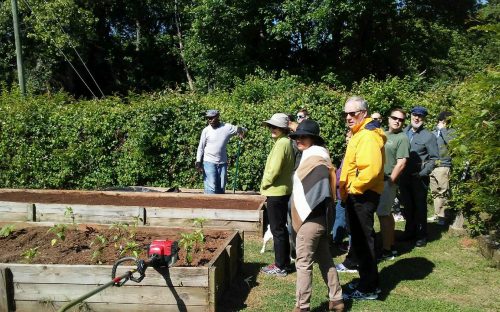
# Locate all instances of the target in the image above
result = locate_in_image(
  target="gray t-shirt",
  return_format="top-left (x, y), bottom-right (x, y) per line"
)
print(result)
top-left (196, 122), bottom-right (238, 164)
top-left (384, 131), bottom-right (410, 176)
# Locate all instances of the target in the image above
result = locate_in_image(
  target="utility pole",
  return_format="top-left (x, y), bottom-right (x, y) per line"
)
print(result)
top-left (11, 0), bottom-right (26, 96)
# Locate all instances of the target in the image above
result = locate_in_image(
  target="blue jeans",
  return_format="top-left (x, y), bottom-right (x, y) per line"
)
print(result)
top-left (332, 200), bottom-right (347, 244)
top-left (203, 162), bottom-right (227, 194)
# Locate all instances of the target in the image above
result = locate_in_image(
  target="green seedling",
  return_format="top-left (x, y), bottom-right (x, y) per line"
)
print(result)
top-left (119, 241), bottom-right (142, 258)
top-left (109, 222), bottom-right (129, 243)
top-left (129, 215), bottom-right (143, 239)
top-left (179, 219), bottom-right (206, 265)
top-left (64, 206), bottom-right (76, 225)
top-left (90, 234), bottom-right (108, 264)
top-left (0, 224), bottom-right (15, 237)
top-left (22, 247), bottom-right (39, 263)
top-left (48, 224), bottom-right (68, 246)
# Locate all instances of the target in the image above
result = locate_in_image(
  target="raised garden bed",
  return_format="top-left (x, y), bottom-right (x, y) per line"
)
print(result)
top-left (0, 188), bottom-right (266, 235)
top-left (0, 222), bottom-right (243, 311)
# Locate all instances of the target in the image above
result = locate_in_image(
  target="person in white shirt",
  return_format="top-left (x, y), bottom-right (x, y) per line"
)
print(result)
top-left (195, 110), bottom-right (246, 194)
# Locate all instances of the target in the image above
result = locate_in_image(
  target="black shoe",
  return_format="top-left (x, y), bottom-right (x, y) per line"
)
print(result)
top-left (378, 249), bottom-right (397, 262)
top-left (415, 239), bottom-right (427, 247)
top-left (397, 233), bottom-right (415, 242)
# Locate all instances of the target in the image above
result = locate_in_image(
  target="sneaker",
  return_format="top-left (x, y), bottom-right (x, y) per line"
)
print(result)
top-left (393, 213), bottom-right (405, 222)
top-left (346, 281), bottom-right (381, 294)
top-left (415, 238), bottom-right (427, 247)
top-left (261, 263), bottom-right (287, 277)
top-left (427, 215), bottom-right (438, 222)
top-left (335, 263), bottom-right (358, 273)
top-left (343, 289), bottom-right (378, 300)
top-left (378, 249), bottom-right (396, 261)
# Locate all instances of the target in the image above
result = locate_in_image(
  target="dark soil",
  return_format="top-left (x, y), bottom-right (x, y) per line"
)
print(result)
top-left (0, 224), bottom-right (228, 267)
top-left (0, 189), bottom-right (263, 210)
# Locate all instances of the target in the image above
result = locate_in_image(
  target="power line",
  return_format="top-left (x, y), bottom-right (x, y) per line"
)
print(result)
top-left (47, 4), bottom-right (105, 97)
top-left (20, 0), bottom-right (102, 98)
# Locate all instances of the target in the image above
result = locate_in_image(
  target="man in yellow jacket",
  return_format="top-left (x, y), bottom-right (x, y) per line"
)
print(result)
top-left (339, 96), bottom-right (386, 301)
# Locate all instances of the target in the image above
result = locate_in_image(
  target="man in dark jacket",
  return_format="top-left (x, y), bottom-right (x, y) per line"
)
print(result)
top-left (428, 111), bottom-right (455, 225)
top-left (398, 106), bottom-right (439, 247)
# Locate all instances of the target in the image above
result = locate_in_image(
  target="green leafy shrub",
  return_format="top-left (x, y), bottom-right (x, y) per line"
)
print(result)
top-left (449, 69), bottom-right (499, 236)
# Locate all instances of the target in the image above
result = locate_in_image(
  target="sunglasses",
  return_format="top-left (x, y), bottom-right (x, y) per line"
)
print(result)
top-left (411, 113), bottom-right (424, 118)
top-left (297, 114), bottom-right (305, 119)
top-left (268, 125), bottom-right (279, 130)
top-left (343, 110), bottom-right (363, 117)
top-left (207, 116), bottom-right (217, 120)
top-left (389, 116), bottom-right (405, 122)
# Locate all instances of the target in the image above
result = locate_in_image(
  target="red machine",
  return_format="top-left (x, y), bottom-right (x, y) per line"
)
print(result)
top-left (148, 240), bottom-right (179, 268)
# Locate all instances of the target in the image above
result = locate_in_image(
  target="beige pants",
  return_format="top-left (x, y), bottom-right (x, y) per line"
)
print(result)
top-left (430, 167), bottom-right (451, 218)
top-left (295, 215), bottom-right (342, 309)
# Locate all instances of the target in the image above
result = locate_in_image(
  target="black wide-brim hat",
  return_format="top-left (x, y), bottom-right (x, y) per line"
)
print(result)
top-left (289, 119), bottom-right (325, 145)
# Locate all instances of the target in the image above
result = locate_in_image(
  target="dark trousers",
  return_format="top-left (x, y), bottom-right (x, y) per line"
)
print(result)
top-left (346, 190), bottom-right (380, 293)
top-left (399, 176), bottom-right (430, 240)
top-left (266, 195), bottom-right (291, 269)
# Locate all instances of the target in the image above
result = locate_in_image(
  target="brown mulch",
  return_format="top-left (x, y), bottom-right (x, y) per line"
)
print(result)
top-left (0, 224), bottom-right (228, 267)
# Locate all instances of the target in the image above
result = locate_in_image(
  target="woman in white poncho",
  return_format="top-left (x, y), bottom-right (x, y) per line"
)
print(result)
top-left (289, 119), bottom-right (344, 312)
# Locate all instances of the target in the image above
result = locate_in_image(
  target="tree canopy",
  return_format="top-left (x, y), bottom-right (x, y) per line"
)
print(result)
top-left (1, 0), bottom-right (495, 96)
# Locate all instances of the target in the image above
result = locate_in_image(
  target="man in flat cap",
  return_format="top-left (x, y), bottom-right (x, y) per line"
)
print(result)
top-left (398, 106), bottom-right (439, 247)
top-left (428, 111), bottom-right (455, 225)
top-left (196, 110), bottom-right (246, 194)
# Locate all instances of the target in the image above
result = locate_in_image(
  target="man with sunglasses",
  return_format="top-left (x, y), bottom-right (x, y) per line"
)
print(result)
top-left (339, 96), bottom-right (386, 301)
top-left (195, 109), bottom-right (246, 194)
top-left (376, 109), bottom-right (409, 261)
top-left (398, 106), bottom-right (439, 247)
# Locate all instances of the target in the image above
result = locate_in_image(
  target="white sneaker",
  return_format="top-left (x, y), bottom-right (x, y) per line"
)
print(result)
top-left (343, 289), bottom-right (378, 300)
top-left (335, 263), bottom-right (358, 273)
top-left (427, 215), bottom-right (438, 222)
top-left (393, 213), bottom-right (405, 222)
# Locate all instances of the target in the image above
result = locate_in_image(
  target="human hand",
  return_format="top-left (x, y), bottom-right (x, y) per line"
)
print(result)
top-left (238, 127), bottom-right (247, 139)
top-left (195, 162), bottom-right (203, 173)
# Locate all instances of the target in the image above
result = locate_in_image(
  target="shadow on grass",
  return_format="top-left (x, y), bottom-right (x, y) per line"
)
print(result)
top-left (378, 257), bottom-right (435, 300)
top-left (393, 222), bottom-right (449, 257)
top-left (217, 261), bottom-right (266, 311)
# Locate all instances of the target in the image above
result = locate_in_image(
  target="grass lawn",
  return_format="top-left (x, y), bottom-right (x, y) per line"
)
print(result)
top-left (220, 216), bottom-right (500, 311)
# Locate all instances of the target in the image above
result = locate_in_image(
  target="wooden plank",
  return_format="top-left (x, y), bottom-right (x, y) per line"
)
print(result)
top-left (207, 231), bottom-right (242, 308)
top-left (35, 204), bottom-right (144, 217)
top-left (34, 204), bottom-right (145, 224)
top-left (209, 254), bottom-right (226, 310)
top-left (28, 203), bottom-right (36, 222)
top-left (147, 218), bottom-right (259, 232)
top-left (147, 207), bottom-right (260, 221)
top-left (1, 264), bottom-right (209, 287)
top-left (0, 212), bottom-right (27, 222)
top-left (0, 188), bottom-right (266, 203)
top-left (0, 201), bottom-right (32, 222)
top-left (14, 283), bottom-right (209, 306)
top-left (15, 301), bottom-right (208, 312)
top-left (226, 233), bottom-right (242, 283)
top-left (0, 267), bottom-right (13, 312)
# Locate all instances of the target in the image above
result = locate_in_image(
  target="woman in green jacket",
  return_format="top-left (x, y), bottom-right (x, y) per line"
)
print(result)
top-left (260, 113), bottom-right (295, 277)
